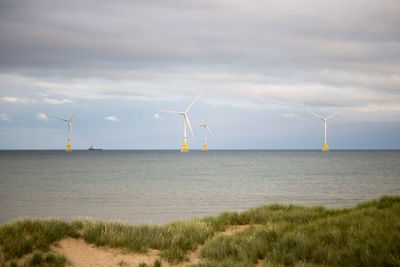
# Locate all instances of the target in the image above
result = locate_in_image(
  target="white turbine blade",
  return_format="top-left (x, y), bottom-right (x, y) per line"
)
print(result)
top-left (326, 110), bottom-right (342, 120)
top-left (185, 93), bottom-right (201, 113)
top-left (69, 107), bottom-right (83, 121)
top-left (307, 110), bottom-right (325, 120)
top-left (184, 114), bottom-right (195, 139)
top-left (54, 116), bottom-right (69, 122)
top-left (159, 109), bottom-right (183, 115)
top-left (206, 125), bottom-right (215, 136)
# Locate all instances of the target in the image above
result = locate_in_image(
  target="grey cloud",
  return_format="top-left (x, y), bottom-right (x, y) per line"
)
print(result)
top-left (1, 0), bottom-right (399, 68)
top-left (0, 0), bottom-right (399, 116)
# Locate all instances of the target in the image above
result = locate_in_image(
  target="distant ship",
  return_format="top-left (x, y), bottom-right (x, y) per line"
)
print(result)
top-left (88, 145), bottom-right (103, 151)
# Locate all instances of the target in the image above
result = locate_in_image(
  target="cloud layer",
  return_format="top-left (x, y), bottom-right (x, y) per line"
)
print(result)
top-left (0, 0), bottom-right (399, 115)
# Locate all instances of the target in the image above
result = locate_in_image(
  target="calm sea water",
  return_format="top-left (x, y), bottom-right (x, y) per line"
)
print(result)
top-left (1, 150), bottom-right (399, 224)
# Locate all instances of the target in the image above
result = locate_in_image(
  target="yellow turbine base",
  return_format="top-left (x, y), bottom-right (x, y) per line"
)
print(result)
top-left (322, 142), bottom-right (329, 152)
top-left (65, 142), bottom-right (72, 152)
top-left (202, 143), bottom-right (208, 151)
top-left (180, 140), bottom-right (189, 152)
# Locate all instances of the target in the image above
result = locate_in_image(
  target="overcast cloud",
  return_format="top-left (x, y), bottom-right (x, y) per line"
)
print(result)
top-left (0, 0), bottom-right (399, 149)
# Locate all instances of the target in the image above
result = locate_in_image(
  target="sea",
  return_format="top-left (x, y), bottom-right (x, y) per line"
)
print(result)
top-left (1, 150), bottom-right (399, 224)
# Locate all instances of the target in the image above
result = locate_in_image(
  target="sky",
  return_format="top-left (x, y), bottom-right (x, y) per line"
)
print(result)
top-left (0, 0), bottom-right (399, 150)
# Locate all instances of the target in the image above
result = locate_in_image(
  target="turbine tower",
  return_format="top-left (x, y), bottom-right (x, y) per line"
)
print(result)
top-left (199, 118), bottom-right (214, 151)
top-left (159, 94), bottom-right (200, 152)
top-left (308, 110), bottom-right (341, 152)
top-left (54, 108), bottom-right (82, 152)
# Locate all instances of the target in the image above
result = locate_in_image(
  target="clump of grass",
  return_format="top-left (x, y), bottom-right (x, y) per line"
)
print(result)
top-left (138, 263), bottom-right (148, 267)
top-left (202, 211), bottom-right (244, 232)
top-left (5, 261), bottom-right (18, 267)
top-left (26, 252), bottom-right (67, 267)
top-left (200, 228), bottom-right (259, 263)
top-left (153, 258), bottom-right (162, 267)
top-left (0, 219), bottom-right (80, 260)
top-left (188, 258), bottom-right (255, 267)
top-left (159, 246), bottom-right (188, 264)
top-left (199, 224), bottom-right (284, 264)
top-left (80, 219), bottom-right (213, 263)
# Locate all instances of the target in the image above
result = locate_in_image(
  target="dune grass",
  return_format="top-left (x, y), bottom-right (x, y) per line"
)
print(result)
top-left (26, 252), bottom-right (67, 267)
top-left (194, 196), bottom-right (400, 267)
top-left (0, 219), bottom-right (80, 261)
top-left (79, 218), bottom-right (214, 263)
top-left (1, 196), bottom-right (399, 266)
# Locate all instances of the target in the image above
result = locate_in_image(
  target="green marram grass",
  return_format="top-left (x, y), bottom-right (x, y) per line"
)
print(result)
top-left (0, 219), bottom-right (80, 260)
top-left (1, 196), bottom-right (400, 267)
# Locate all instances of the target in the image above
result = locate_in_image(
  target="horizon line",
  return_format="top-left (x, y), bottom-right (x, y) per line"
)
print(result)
top-left (1, 149), bottom-right (400, 151)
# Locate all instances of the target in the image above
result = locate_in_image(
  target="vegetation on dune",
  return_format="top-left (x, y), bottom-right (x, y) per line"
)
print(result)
top-left (79, 219), bottom-right (213, 263)
top-left (1, 196), bottom-right (400, 267)
top-left (137, 259), bottom-right (163, 267)
top-left (0, 219), bottom-right (80, 261)
top-left (0, 252), bottom-right (67, 267)
top-left (153, 258), bottom-right (162, 267)
top-left (197, 196), bottom-right (400, 267)
top-left (26, 252), bottom-right (67, 267)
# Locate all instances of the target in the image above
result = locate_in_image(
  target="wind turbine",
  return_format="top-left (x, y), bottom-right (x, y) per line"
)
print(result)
top-left (198, 118), bottom-right (214, 151)
top-left (307, 110), bottom-right (341, 152)
top-left (159, 94), bottom-right (200, 152)
top-left (53, 108), bottom-right (82, 152)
